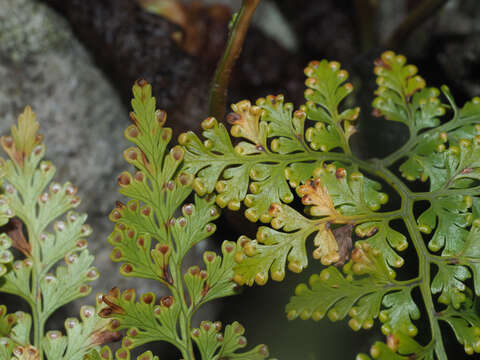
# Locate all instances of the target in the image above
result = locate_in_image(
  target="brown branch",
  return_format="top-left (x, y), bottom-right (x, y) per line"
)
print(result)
top-left (208, 0), bottom-right (260, 121)
top-left (384, 0), bottom-right (450, 49)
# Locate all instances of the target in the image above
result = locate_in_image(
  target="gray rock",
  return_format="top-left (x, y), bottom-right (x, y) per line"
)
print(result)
top-left (0, 0), bottom-right (69, 63)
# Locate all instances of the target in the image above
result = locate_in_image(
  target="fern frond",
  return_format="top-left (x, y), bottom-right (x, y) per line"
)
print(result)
top-left (181, 60), bottom-right (357, 223)
top-left (179, 50), bottom-right (480, 358)
top-left (0, 106), bottom-right (103, 358)
top-left (101, 80), bottom-right (270, 360)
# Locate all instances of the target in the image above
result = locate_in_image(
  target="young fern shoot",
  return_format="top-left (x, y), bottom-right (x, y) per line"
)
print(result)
top-left (93, 80), bottom-right (270, 360)
top-left (0, 107), bottom-right (111, 359)
top-left (181, 51), bottom-right (480, 358)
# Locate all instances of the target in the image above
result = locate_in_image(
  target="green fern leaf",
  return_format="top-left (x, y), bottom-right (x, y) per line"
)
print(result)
top-left (40, 250), bottom-right (97, 320)
top-left (397, 99), bottom-right (480, 186)
top-left (456, 220), bottom-right (480, 296)
top-left (102, 80), bottom-right (269, 359)
top-left (0, 174), bottom-right (13, 227)
top-left (86, 348), bottom-right (160, 360)
top-left (192, 321), bottom-right (269, 360)
top-left (286, 243), bottom-right (409, 333)
top-left (286, 265), bottom-right (386, 330)
top-left (181, 60), bottom-right (358, 222)
top-left (372, 51), bottom-right (444, 132)
top-left (85, 346), bottom-right (159, 360)
top-left (1, 258), bottom-right (34, 303)
top-left (0, 234), bottom-right (13, 277)
top-left (0, 106), bottom-right (102, 358)
top-left (417, 194), bottom-right (472, 254)
top-left (0, 311), bottom-right (33, 359)
top-left (304, 60), bottom-right (359, 148)
top-left (233, 203), bottom-right (314, 285)
top-left (440, 299), bottom-right (480, 355)
top-left (100, 288), bottom-right (182, 351)
top-left (0, 169), bottom-right (17, 277)
top-left (184, 241), bottom-right (238, 308)
top-left (190, 50), bottom-right (480, 359)
top-left (0, 306), bottom-right (16, 338)
top-left (43, 298), bottom-right (113, 360)
top-left (9, 311), bottom-right (31, 346)
top-left (357, 333), bottom-right (434, 360)
top-left (379, 289), bottom-right (420, 337)
top-left (234, 165), bottom-right (393, 285)
top-left (355, 221), bottom-right (407, 270)
top-left (431, 264), bottom-right (470, 309)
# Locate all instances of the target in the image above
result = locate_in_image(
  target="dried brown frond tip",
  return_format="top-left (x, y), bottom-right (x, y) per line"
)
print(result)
top-left (229, 100), bottom-right (264, 145)
top-left (297, 178), bottom-right (339, 218)
top-left (99, 288), bottom-right (125, 317)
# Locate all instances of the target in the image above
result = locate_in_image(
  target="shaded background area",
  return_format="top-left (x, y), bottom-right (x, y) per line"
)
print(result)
top-left (1, 0), bottom-right (480, 358)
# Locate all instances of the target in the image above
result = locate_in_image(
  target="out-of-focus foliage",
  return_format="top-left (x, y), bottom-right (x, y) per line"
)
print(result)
top-left (0, 107), bottom-right (110, 359)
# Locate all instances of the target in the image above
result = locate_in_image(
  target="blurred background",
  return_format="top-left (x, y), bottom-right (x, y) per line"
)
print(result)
top-left (1, 0), bottom-right (480, 358)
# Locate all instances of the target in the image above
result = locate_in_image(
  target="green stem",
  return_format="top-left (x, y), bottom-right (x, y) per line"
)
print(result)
top-left (384, 0), bottom-right (450, 49)
top-left (171, 261), bottom-right (195, 360)
top-left (380, 115), bottom-right (480, 170)
top-left (208, 0), bottom-right (261, 120)
top-left (377, 69), bottom-right (418, 169)
top-left (24, 218), bottom-right (44, 357)
top-left (357, 156), bottom-right (448, 357)
top-left (396, 277), bottom-right (422, 288)
top-left (403, 198), bottom-right (447, 359)
top-left (362, 154), bottom-right (448, 357)
top-left (335, 120), bottom-right (353, 157)
top-left (413, 186), bottom-right (480, 200)
top-left (194, 149), bottom-right (420, 207)
top-left (358, 159), bottom-right (413, 200)
top-left (32, 286), bottom-right (43, 353)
